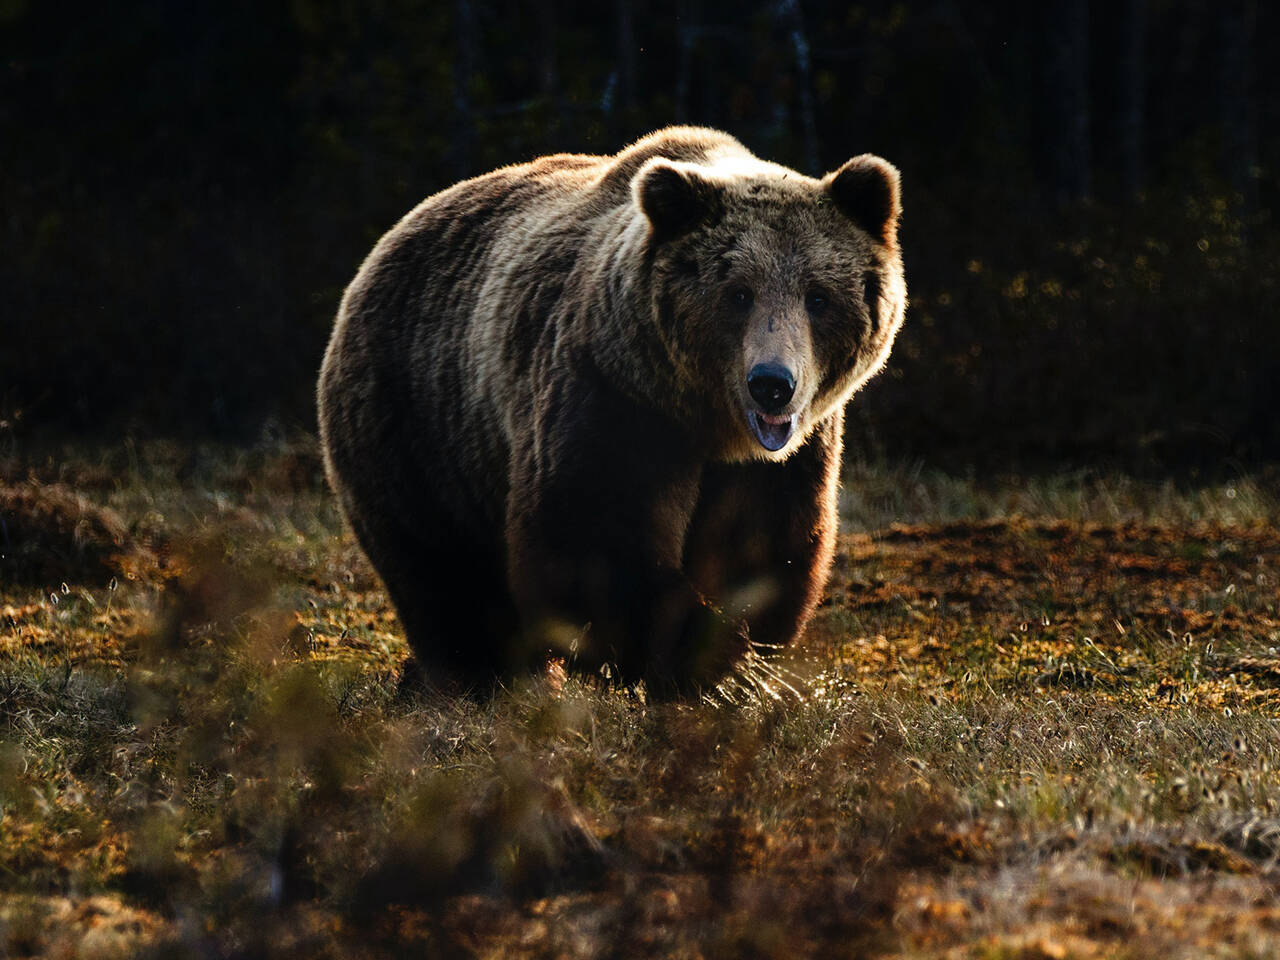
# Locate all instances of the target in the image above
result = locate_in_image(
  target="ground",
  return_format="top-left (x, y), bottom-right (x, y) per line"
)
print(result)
top-left (2, 442), bottom-right (1279, 958)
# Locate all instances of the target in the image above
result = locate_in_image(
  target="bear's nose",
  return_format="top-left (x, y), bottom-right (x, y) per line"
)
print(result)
top-left (747, 362), bottom-right (796, 414)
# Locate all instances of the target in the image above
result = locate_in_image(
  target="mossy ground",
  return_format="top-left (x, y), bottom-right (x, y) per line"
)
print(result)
top-left (2, 443), bottom-right (1279, 958)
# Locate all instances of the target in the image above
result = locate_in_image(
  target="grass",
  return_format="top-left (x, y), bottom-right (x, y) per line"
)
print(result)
top-left (2, 440), bottom-right (1280, 958)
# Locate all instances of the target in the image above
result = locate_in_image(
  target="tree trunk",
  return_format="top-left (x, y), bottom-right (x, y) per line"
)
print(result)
top-left (608, 0), bottom-right (637, 145)
top-left (1219, 0), bottom-right (1258, 216)
top-left (617, 0), bottom-right (636, 115)
top-left (777, 0), bottom-right (820, 175)
top-left (1118, 0), bottom-right (1145, 200)
top-left (675, 0), bottom-right (698, 124)
top-left (1044, 0), bottom-right (1091, 205)
top-left (451, 0), bottom-right (476, 180)
top-left (540, 0), bottom-right (566, 148)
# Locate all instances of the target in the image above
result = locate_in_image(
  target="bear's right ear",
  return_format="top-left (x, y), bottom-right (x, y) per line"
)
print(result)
top-left (823, 155), bottom-right (902, 246)
top-left (633, 158), bottom-right (722, 240)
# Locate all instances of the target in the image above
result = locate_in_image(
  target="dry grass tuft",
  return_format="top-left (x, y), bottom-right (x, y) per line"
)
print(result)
top-left (0, 482), bottom-right (155, 586)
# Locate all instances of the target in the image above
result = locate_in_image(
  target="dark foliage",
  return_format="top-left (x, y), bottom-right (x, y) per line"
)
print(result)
top-left (3, 0), bottom-right (1277, 466)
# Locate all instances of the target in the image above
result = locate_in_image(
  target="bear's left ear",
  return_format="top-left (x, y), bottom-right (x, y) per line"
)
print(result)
top-left (822, 155), bottom-right (901, 245)
top-left (633, 158), bottom-right (723, 240)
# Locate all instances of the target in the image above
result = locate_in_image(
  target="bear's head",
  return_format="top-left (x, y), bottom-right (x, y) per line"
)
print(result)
top-left (633, 151), bottom-right (905, 461)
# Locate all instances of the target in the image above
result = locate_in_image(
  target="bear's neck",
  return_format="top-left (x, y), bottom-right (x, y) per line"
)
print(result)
top-left (572, 214), bottom-right (711, 441)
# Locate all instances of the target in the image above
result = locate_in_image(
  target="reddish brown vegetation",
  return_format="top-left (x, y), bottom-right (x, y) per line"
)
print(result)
top-left (0, 483), bottom-right (146, 586)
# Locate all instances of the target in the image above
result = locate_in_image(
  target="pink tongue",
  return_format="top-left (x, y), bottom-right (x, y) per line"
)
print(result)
top-left (760, 413), bottom-right (791, 425)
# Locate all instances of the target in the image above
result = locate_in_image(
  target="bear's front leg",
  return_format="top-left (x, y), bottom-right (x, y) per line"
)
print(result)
top-left (504, 371), bottom-right (744, 695)
top-left (682, 410), bottom-right (844, 655)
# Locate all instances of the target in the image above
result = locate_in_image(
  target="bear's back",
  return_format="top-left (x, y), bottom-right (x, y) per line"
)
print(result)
top-left (324, 128), bottom-right (757, 539)
top-left (358, 127), bottom-right (748, 311)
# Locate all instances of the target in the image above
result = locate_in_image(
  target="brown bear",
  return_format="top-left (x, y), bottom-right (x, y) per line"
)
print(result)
top-left (317, 126), bottom-right (905, 696)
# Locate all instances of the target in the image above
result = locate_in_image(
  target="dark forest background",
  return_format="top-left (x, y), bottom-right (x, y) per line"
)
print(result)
top-left (3, 0), bottom-right (1277, 470)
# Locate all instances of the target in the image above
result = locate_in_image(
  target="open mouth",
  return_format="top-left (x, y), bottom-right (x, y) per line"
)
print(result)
top-left (747, 410), bottom-right (797, 451)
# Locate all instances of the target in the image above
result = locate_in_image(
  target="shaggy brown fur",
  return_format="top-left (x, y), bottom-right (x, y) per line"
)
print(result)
top-left (318, 127), bottom-right (905, 695)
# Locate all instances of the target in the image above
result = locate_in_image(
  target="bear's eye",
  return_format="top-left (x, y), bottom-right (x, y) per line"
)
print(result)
top-left (729, 286), bottom-right (754, 310)
top-left (805, 289), bottom-right (828, 314)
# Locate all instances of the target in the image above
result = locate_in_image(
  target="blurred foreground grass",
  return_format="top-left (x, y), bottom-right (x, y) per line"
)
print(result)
top-left (2, 441), bottom-right (1280, 958)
